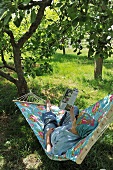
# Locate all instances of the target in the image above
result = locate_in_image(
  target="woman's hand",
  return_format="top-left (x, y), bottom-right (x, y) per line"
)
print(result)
top-left (69, 106), bottom-right (75, 122)
top-left (70, 106), bottom-right (74, 113)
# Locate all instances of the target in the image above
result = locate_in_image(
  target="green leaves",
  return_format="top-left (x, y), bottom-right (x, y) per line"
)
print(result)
top-left (13, 10), bottom-right (24, 27)
top-left (72, 17), bottom-right (79, 26)
top-left (23, 0), bottom-right (31, 5)
top-left (14, 18), bottom-right (21, 27)
top-left (35, 62), bottom-right (53, 76)
top-left (23, 55), bottom-right (53, 77)
top-left (67, 5), bottom-right (77, 20)
top-left (14, 16), bottom-right (23, 27)
top-left (31, 9), bottom-right (37, 23)
top-left (3, 11), bottom-right (11, 25)
top-left (0, 8), bottom-right (6, 19)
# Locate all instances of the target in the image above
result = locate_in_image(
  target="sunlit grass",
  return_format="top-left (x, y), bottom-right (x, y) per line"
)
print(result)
top-left (28, 50), bottom-right (113, 107)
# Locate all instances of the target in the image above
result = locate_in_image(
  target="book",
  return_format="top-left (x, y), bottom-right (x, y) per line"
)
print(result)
top-left (59, 88), bottom-right (79, 110)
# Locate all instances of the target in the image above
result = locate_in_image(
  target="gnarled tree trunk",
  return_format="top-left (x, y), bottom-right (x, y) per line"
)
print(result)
top-left (13, 46), bottom-right (28, 96)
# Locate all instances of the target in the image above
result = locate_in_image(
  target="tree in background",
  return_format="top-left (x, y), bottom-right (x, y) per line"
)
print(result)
top-left (52, 0), bottom-right (113, 79)
top-left (35, 0), bottom-right (113, 80)
top-left (86, 0), bottom-right (113, 79)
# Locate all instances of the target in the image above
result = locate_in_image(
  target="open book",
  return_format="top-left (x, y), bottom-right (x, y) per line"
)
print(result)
top-left (59, 88), bottom-right (79, 110)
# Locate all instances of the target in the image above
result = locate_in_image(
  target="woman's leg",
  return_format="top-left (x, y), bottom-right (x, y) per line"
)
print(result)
top-left (42, 111), bottom-right (58, 139)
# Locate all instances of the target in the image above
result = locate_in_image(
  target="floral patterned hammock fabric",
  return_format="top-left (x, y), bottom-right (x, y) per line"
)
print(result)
top-left (13, 94), bottom-right (113, 164)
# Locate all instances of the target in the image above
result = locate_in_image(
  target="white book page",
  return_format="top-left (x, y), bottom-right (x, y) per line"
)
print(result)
top-left (68, 89), bottom-right (78, 105)
top-left (59, 102), bottom-right (67, 110)
top-left (59, 88), bottom-right (78, 110)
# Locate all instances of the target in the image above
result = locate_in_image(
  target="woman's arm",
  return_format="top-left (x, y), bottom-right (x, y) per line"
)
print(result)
top-left (69, 106), bottom-right (75, 122)
top-left (46, 128), bottom-right (54, 152)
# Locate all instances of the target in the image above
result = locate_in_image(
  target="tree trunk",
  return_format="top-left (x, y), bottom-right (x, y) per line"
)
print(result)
top-left (16, 79), bottom-right (28, 97)
top-left (94, 57), bottom-right (103, 80)
top-left (63, 46), bottom-right (66, 55)
top-left (13, 46), bottom-right (29, 96)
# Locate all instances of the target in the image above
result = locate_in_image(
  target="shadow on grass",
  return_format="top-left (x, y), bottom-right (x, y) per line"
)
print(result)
top-left (51, 53), bottom-right (113, 70)
top-left (51, 53), bottom-right (94, 65)
top-left (0, 78), bottom-right (113, 170)
top-left (0, 79), bottom-right (17, 114)
top-left (81, 75), bottom-right (113, 95)
top-left (0, 110), bottom-right (45, 170)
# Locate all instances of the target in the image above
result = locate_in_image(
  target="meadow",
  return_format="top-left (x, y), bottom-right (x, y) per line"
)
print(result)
top-left (0, 49), bottom-right (113, 170)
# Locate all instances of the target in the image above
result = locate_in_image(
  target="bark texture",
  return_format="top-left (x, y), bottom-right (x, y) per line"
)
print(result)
top-left (94, 57), bottom-right (103, 80)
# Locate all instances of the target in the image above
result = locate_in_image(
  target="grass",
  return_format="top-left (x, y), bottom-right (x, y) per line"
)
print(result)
top-left (0, 49), bottom-right (113, 170)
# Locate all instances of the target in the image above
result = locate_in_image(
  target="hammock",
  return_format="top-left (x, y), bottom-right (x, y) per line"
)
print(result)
top-left (13, 93), bottom-right (113, 164)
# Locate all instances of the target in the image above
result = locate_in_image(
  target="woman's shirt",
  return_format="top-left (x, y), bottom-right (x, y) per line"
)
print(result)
top-left (48, 122), bottom-right (81, 156)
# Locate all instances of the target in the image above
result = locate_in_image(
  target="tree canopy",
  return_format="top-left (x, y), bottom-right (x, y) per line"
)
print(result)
top-left (0, 0), bottom-right (53, 95)
top-left (0, 0), bottom-right (113, 95)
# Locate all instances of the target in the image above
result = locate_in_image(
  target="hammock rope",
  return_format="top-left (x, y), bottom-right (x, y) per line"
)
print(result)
top-left (13, 93), bottom-right (113, 164)
top-left (14, 92), bottom-right (46, 105)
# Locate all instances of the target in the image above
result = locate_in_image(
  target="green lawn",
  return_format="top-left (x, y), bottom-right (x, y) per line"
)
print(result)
top-left (0, 49), bottom-right (113, 170)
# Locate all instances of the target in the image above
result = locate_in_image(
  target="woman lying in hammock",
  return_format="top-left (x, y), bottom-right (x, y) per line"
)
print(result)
top-left (42, 100), bottom-right (98, 156)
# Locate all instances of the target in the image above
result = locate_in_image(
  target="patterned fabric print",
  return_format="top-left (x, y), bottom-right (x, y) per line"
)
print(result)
top-left (76, 113), bottom-right (95, 126)
top-left (66, 94), bottom-right (113, 162)
top-left (15, 102), bottom-right (46, 149)
top-left (66, 138), bottom-right (86, 162)
top-left (15, 94), bottom-right (113, 162)
top-left (66, 131), bottom-right (94, 162)
top-left (46, 152), bottom-right (68, 161)
top-left (85, 94), bottom-right (113, 122)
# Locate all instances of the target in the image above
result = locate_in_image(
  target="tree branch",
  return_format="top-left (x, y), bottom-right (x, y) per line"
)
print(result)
top-left (3, 29), bottom-right (16, 47)
top-left (0, 70), bottom-right (17, 84)
top-left (4, 1), bottom-right (53, 49)
top-left (18, 0), bottom-right (53, 10)
top-left (18, 0), bottom-right (43, 10)
top-left (18, 5), bottom-right (46, 48)
top-left (0, 50), bottom-right (16, 72)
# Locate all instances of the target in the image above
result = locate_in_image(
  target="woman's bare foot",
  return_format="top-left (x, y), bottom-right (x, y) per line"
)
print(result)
top-left (46, 99), bottom-right (51, 111)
